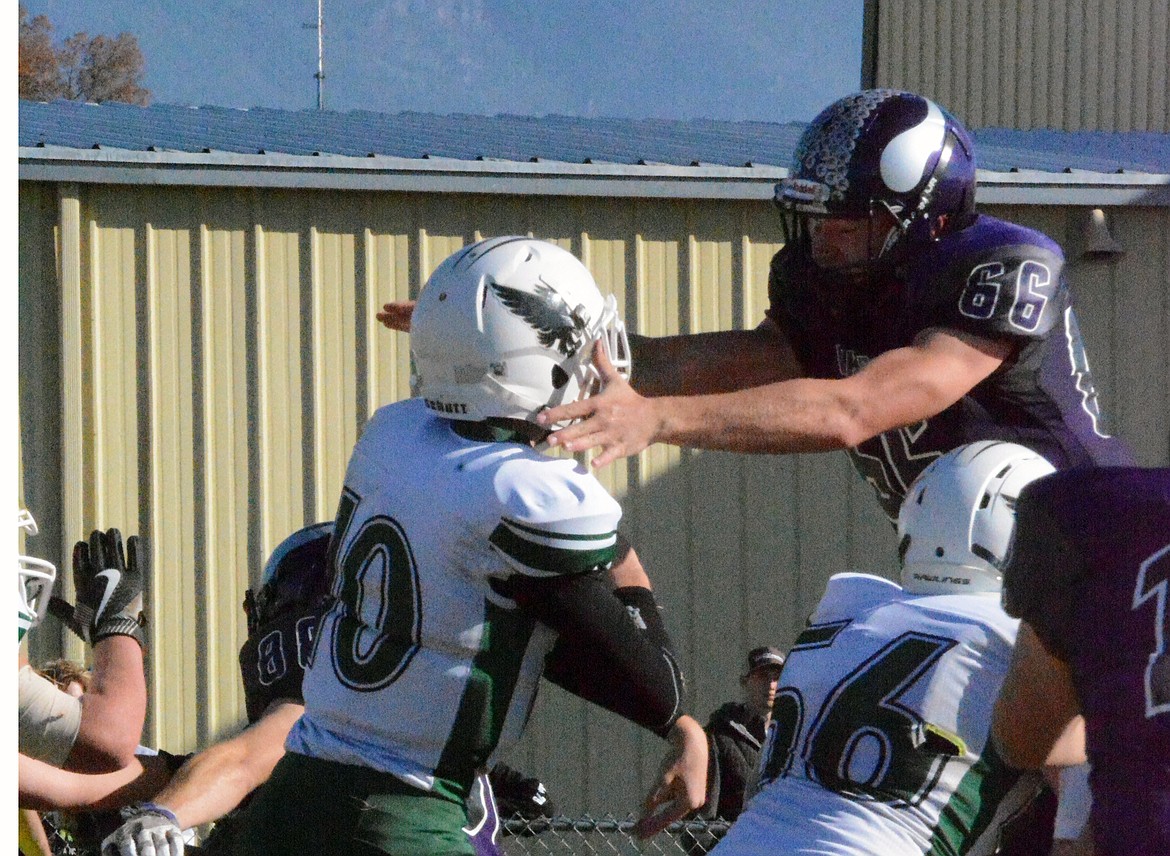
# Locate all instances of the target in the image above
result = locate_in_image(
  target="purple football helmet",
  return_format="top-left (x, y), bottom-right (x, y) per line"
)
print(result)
top-left (245, 521), bottom-right (335, 634)
top-left (775, 89), bottom-right (977, 262)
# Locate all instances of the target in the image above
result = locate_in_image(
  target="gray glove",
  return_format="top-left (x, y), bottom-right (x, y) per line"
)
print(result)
top-left (102, 803), bottom-right (184, 856)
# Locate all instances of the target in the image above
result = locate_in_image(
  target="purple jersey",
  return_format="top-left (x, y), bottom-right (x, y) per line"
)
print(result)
top-left (768, 214), bottom-right (1134, 520)
top-left (1003, 467), bottom-right (1170, 856)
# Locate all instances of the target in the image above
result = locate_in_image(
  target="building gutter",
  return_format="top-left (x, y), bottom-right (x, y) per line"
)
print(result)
top-left (19, 146), bottom-right (1170, 206)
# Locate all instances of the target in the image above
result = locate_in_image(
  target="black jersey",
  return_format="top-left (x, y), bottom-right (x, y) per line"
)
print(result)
top-left (768, 214), bottom-right (1134, 520)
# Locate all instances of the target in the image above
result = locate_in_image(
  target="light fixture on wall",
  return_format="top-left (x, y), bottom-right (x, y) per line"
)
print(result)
top-left (1078, 208), bottom-right (1124, 260)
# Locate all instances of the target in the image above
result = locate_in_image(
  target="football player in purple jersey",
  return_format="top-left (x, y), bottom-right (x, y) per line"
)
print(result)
top-left (517, 89), bottom-right (1135, 519)
top-left (993, 467), bottom-right (1170, 856)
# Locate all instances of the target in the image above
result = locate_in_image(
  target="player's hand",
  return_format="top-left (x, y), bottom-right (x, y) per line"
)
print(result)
top-left (48, 529), bottom-right (147, 646)
top-left (376, 300), bottom-right (416, 332)
top-left (537, 342), bottom-right (662, 467)
top-left (102, 803), bottom-right (184, 856)
top-left (634, 715), bottom-right (708, 839)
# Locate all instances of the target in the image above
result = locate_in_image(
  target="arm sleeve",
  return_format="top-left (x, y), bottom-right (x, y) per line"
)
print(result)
top-left (507, 571), bottom-right (686, 737)
top-left (543, 584), bottom-right (682, 709)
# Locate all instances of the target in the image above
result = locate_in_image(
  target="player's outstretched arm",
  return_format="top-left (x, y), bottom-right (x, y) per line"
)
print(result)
top-left (542, 325), bottom-right (1011, 467)
top-left (19, 752), bottom-right (170, 813)
top-left (626, 320), bottom-right (802, 398)
top-left (103, 699), bottom-right (304, 856)
top-left (378, 297), bottom-right (799, 397)
top-left (634, 714), bottom-right (708, 839)
top-left (47, 529), bottom-right (149, 773)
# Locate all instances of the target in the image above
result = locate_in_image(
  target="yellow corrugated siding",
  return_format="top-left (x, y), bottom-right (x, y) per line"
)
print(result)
top-left (144, 216), bottom-right (201, 748)
top-left (872, 0), bottom-right (1170, 131)
top-left (18, 180), bottom-right (1170, 814)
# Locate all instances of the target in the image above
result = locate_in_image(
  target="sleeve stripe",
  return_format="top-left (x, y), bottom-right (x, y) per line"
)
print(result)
top-left (496, 517), bottom-right (618, 550)
top-left (490, 523), bottom-right (616, 576)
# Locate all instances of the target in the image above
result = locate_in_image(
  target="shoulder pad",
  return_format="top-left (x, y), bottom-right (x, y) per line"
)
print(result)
top-left (914, 217), bottom-right (1068, 341)
top-left (489, 456), bottom-right (621, 577)
top-left (811, 573), bottom-right (903, 623)
top-left (1001, 477), bottom-right (1082, 661)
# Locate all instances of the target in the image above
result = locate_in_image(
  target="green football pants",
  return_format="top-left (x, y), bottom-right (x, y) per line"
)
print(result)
top-left (230, 752), bottom-right (476, 856)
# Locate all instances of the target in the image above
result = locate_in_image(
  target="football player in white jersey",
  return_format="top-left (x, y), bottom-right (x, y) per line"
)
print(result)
top-left (231, 237), bottom-right (707, 856)
top-left (712, 441), bottom-right (1060, 856)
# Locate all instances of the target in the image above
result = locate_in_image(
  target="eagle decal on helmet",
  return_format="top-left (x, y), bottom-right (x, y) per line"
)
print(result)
top-left (490, 280), bottom-right (589, 357)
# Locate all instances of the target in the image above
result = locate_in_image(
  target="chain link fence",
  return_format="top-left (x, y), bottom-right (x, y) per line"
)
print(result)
top-left (36, 812), bottom-right (732, 855)
top-left (499, 816), bottom-right (731, 856)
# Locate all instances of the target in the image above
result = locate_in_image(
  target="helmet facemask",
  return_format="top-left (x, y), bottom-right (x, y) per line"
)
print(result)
top-left (17, 510), bottom-right (57, 643)
top-left (553, 293), bottom-right (631, 411)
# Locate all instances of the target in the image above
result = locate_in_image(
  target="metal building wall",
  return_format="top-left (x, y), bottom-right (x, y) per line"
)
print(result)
top-left (17, 179), bottom-right (1170, 814)
top-left (865, 0), bottom-right (1170, 131)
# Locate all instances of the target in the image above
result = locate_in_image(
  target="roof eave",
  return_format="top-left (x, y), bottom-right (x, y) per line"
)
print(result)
top-left (18, 147), bottom-right (1170, 206)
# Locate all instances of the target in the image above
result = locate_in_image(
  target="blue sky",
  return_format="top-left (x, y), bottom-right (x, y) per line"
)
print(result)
top-left (22, 0), bottom-right (865, 122)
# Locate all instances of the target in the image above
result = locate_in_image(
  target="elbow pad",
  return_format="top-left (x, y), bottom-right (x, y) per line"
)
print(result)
top-left (612, 586), bottom-right (677, 658)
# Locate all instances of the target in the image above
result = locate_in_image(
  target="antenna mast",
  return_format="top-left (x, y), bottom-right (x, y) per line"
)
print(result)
top-left (314, 0), bottom-right (325, 109)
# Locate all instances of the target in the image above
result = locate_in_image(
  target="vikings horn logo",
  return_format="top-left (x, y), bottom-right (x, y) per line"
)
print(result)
top-left (490, 279), bottom-right (589, 356)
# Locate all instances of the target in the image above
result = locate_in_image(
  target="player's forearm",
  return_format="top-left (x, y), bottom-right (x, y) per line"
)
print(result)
top-left (19, 753), bottom-right (166, 812)
top-left (629, 327), bottom-right (798, 397)
top-left (155, 701), bottom-right (300, 828)
top-left (68, 635), bottom-right (147, 772)
top-left (649, 378), bottom-right (867, 454)
top-left (155, 743), bottom-right (261, 828)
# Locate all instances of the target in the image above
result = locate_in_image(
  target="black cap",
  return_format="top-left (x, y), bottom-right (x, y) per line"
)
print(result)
top-left (746, 645), bottom-right (785, 673)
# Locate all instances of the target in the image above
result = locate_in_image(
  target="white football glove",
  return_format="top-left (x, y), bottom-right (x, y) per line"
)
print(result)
top-left (102, 803), bottom-right (184, 856)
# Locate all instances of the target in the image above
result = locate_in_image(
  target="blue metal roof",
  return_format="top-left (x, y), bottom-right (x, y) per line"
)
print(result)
top-left (19, 99), bottom-right (1170, 174)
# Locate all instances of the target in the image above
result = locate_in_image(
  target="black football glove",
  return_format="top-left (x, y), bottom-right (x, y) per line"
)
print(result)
top-left (49, 528), bottom-right (147, 646)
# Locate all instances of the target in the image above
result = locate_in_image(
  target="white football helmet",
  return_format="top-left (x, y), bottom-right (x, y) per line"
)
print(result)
top-left (18, 509), bottom-right (57, 644)
top-left (897, 441), bottom-right (1055, 595)
top-left (410, 237), bottom-right (630, 426)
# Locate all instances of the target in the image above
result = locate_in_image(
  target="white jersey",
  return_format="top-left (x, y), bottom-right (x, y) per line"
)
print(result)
top-left (286, 398), bottom-right (621, 802)
top-left (715, 573), bottom-right (1040, 856)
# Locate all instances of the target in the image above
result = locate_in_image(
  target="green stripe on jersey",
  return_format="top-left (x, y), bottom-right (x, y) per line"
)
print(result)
top-left (489, 520), bottom-right (616, 575)
top-left (432, 601), bottom-right (538, 802)
top-left (497, 517), bottom-right (618, 543)
top-left (926, 737), bottom-right (1020, 856)
top-left (791, 620), bottom-right (851, 651)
